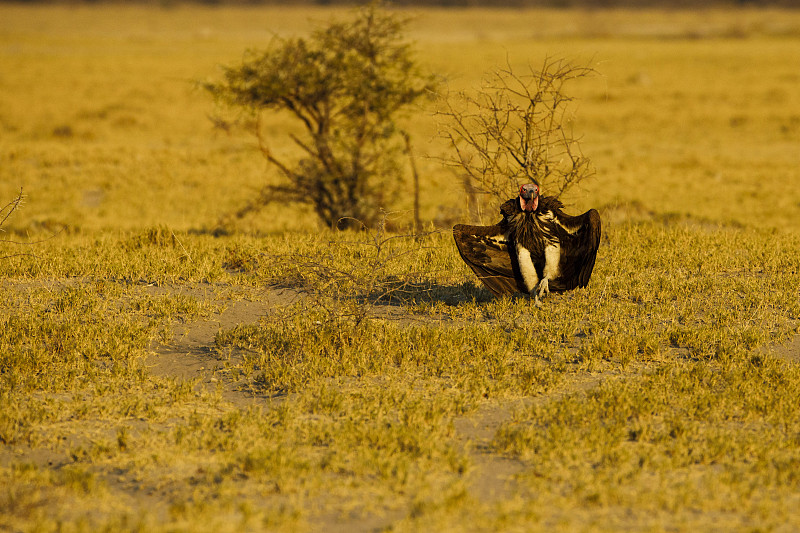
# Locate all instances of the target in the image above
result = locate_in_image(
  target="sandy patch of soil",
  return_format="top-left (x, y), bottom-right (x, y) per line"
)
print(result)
top-left (145, 284), bottom-right (303, 404)
top-left (766, 333), bottom-right (800, 363)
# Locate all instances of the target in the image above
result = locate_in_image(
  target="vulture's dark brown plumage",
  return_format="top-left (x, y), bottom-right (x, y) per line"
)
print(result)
top-left (453, 183), bottom-right (601, 303)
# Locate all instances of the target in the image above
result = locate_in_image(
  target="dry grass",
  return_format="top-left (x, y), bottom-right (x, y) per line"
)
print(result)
top-left (2, 5), bottom-right (800, 532)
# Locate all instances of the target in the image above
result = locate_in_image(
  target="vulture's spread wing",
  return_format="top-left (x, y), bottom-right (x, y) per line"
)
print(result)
top-left (554, 208), bottom-right (602, 291)
top-left (452, 224), bottom-right (524, 297)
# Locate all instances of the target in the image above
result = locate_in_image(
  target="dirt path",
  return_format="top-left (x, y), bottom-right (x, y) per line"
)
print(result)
top-left (145, 285), bottom-right (303, 404)
top-left (144, 285), bottom-right (800, 531)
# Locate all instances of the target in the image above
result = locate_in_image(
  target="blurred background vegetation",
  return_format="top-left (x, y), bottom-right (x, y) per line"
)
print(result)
top-left (2, 0), bottom-right (797, 7)
top-left (3, 3), bottom-right (800, 234)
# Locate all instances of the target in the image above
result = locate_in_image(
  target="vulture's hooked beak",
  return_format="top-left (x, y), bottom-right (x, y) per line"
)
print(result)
top-left (519, 183), bottom-right (539, 212)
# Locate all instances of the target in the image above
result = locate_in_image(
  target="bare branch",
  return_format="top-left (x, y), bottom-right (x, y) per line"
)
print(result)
top-left (0, 189), bottom-right (24, 230)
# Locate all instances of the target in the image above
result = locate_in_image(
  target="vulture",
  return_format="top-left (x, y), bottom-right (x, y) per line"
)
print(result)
top-left (453, 183), bottom-right (601, 305)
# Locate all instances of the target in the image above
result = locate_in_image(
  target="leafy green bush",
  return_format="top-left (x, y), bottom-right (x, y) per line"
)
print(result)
top-left (206, 5), bottom-right (437, 229)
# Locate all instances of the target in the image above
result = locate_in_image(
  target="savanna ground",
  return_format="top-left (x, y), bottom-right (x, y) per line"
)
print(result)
top-left (2, 4), bottom-right (800, 531)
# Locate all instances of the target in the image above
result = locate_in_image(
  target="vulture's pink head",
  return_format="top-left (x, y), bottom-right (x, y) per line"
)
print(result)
top-left (519, 183), bottom-right (539, 212)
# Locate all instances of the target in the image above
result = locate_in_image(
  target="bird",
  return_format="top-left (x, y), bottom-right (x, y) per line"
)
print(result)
top-left (453, 182), bottom-right (601, 305)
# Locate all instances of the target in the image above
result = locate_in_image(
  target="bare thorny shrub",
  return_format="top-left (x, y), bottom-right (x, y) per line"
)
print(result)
top-left (438, 57), bottom-right (595, 223)
top-left (215, 214), bottom-right (443, 392)
top-left (269, 212), bottom-right (440, 329)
